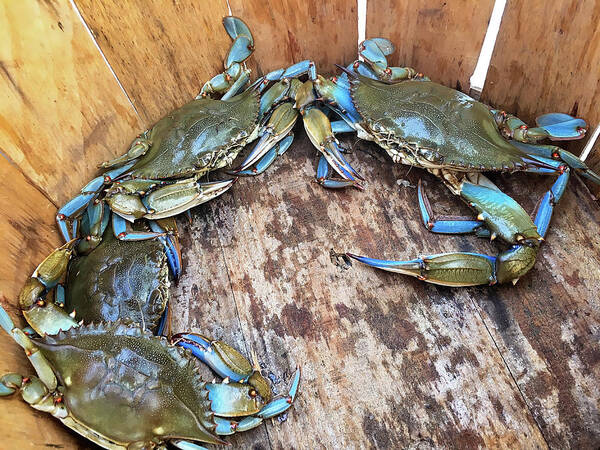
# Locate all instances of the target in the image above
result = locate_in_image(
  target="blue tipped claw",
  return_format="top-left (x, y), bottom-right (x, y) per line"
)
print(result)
top-left (536, 113), bottom-right (587, 140)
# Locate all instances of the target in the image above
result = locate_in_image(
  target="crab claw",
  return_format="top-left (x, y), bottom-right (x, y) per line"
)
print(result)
top-left (232, 102), bottom-right (298, 173)
top-left (302, 107), bottom-right (364, 187)
top-left (172, 333), bottom-right (272, 402)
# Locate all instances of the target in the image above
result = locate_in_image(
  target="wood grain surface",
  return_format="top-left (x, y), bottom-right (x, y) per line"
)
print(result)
top-left (0, 0), bottom-right (142, 206)
top-left (480, 0), bottom-right (600, 176)
top-left (228, 0), bottom-right (358, 76)
top-left (366, 0), bottom-right (495, 92)
top-left (165, 133), bottom-right (600, 449)
top-left (74, 0), bottom-right (231, 126)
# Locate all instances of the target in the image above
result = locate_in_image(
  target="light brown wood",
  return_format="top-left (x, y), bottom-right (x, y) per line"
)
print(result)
top-left (481, 0), bottom-right (600, 175)
top-left (367, 0), bottom-right (495, 91)
top-left (0, 156), bottom-right (86, 448)
top-left (74, 0), bottom-right (231, 126)
top-left (228, 0), bottom-right (358, 76)
top-left (0, 0), bottom-right (142, 206)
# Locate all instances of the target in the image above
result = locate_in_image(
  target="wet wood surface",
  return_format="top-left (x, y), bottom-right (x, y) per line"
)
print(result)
top-left (366, 0), bottom-right (495, 92)
top-left (480, 0), bottom-right (600, 177)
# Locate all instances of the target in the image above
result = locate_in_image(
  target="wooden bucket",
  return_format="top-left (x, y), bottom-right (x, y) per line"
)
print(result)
top-left (1, 1), bottom-right (598, 448)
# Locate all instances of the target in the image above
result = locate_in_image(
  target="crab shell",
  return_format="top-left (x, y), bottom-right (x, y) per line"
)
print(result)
top-left (129, 87), bottom-right (260, 179)
top-left (65, 227), bottom-right (170, 331)
top-left (350, 76), bottom-right (533, 171)
top-left (36, 321), bottom-right (224, 448)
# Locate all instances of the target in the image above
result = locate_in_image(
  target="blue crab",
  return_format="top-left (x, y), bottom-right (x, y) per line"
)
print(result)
top-left (56, 16), bottom-right (317, 250)
top-left (3, 223), bottom-right (300, 448)
top-left (0, 304), bottom-right (300, 449)
top-left (291, 38), bottom-right (600, 286)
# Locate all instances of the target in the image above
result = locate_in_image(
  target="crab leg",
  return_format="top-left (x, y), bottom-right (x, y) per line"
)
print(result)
top-left (232, 102), bottom-right (298, 174)
top-left (348, 173), bottom-right (547, 285)
top-left (417, 180), bottom-right (489, 236)
top-left (0, 305), bottom-right (58, 392)
top-left (212, 368), bottom-right (301, 436)
top-left (301, 101), bottom-right (364, 189)
top-left (17, 243), bottom-right (79, 335)
top-left (316, 155), bottom-right (358, 189)
top-left (56, 163), bottom-right (133, 241)
top-left (234, 134), bottom-right (294, 176)
top-left (511, 141), bottom-right (600, 184)
top-left (493, 110), bottom-right (587, 142)
top-left (172, 333), bottom-right (271, 401)
top-left (149, 218), bottom-right (182, 278)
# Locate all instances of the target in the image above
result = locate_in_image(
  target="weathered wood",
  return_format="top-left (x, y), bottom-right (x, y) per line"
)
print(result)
top-left (167, 132), bottom-right (599, 448)
top-left (74, 0), bottom-right (231, 126)
top-left (0, 0), bottom-right (142, 206)
top-left (481, 0), bottom-right (600, 175)
top-left (228, 0), bottom-right (358, 75)
top-left (366, 0), bottom-right (495, 91)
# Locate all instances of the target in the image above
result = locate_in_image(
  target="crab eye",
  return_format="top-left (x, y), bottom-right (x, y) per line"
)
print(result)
top-left (249, 389), bottom-right (257, 398)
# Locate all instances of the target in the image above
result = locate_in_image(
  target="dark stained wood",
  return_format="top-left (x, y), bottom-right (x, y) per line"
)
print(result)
top-left (74, 0), bottom-right (231, 126)
top-left (168, 131), bottom-right (600, 448)
top-left (228, 0), bottom-right (358, 76)
top-left (0, 0), bottom-right (142, 206)
top-left (481, 0), bottom-right (600, 176)
top-left (366, 0), bottom-right (495, 91)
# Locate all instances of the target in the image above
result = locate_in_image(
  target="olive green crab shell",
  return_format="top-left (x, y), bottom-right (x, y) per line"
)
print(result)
top-left (349, 75), bottom-right (532, 172)
top-left (36, 321), bottom-right (224, 447)
top-left (65, 228), bottom-right (170, 331)
top-left (129, 88), bottom-right (261, 180)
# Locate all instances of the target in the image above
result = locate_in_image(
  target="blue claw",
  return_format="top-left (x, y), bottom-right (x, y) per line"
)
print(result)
top-left (536, 113), bottom-right (587, 140)
top-left (256, 367), bottom-right (300, 419)
top-left (417, 181), bottom-right (484, 234)
top-left (173, 333), bottom-right (250, 383)
top-left (112, 214), bottom-right (163, 241)
top-left (222, 16), bottom-right (253, 45)
top-left (225, 35), bottom-right (253, 69)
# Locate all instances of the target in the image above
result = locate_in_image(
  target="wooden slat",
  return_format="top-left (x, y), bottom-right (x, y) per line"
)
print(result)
top-left (75, 0), bottom-right (231, 126)
top-left (165, 132), bottom-right (600, 448)
top-left (0, 156), bottom-right (85, 448)
top-left (228, 0), bottom-right (358, 76)
top-left (0, 0), bottom-right (142, 206)
top-left (481, 0), bottom-right (600, 174)
top-left (367, 0), bottom-right (495, 91)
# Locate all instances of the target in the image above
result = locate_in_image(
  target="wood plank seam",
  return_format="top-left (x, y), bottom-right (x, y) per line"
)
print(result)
top-left (471, 298), bottom-right (551, 449)
top-left (68, 0), bottom-right (142, 123)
